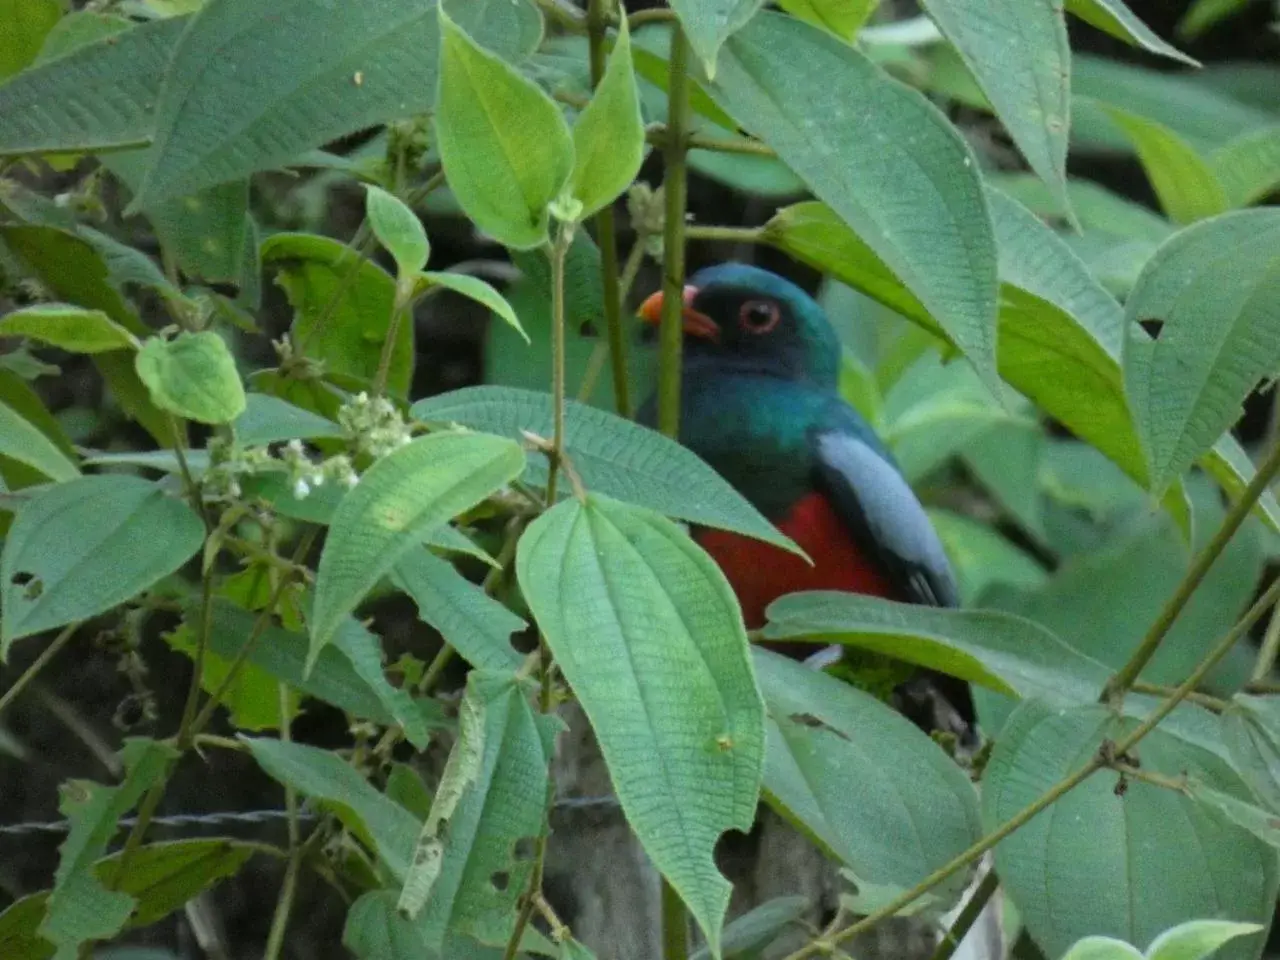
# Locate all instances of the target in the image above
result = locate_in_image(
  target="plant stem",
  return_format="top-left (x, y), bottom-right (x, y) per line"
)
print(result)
top-left (628, 7), bottom-right (677, 28)
top-left (372, 297), bottom-right (408, 397)
top-left (177, 563), bottom-right (217, 739)
top-left (263, 683), bottom-right (301, 960)
top-left (587, 0), bottom-right (633, 419)
top-left (656, 26), bottom-right (691, 440)
top-left (1111, 762), bottom-right (1187, 792)
top-left (577, 229), bottom-right (650, 404)
top-left (1130, 680), bottom-right (1228, 713)
top-left (0, 622), bottom-right (80, 717)
top-left (783, 574), bottom-right (1280, 960)
top-left (1102, 438), bottom-right (1280, 704)
top-left (684, 224), bottom-right (766, 244)
top-left (928, 868), bottom-right (998, 960)
top-left (533, 0), bottom-right (587, 31)
top-left (662, 877), bottom-right (690, 960)
top-left (1252, 602), bottom-right (1280, 682)
top-left (545, 226), bottom-right (572, 505)
top-left (648, 127), bottom-right (776, 157)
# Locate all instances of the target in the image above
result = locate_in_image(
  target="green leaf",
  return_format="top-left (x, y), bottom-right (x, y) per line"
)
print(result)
top-left (411, 386), bottom-right (800, 556)
top-left (1223, 696), bottom-right (1280, 814)
top-left (1210, 124), bottom-right (1280, 209)
top-left (409, 672), bottom-right (560, 951)
top-left (232, 392), bottom-right (342, 447)
top-left (0, 304), bottom-right (138, 354)
top-left (40, 739), bottom-right (179, 958)
top-left (1061, 938), bottom-right (1146, 960)
top-left (920, 0), bottom-right (1072, 216)
top-left (962, 421), bottom-right (1047, 541)
top-left (1122, 209), bottom-right (1280, 496)
top-left (669, 0), bottom-right (764, 76)
top-left (130, 0), bottom-right (441, 208)
top-left (763, 591), bottom-right (1105, 703)
top-left (516, 495), bottom-right (764, 954)
top-left (1178, 0), bottom-right (1252, 39)
top-left (135, 332), bottom-right (247, 425)
top-left (567, 17), bottom-right (644, 219)
top-left (344, 890), bottom-right (429, 960)
top-left (367, 185), bottom-right (430, 277)
top-left (263, 232), bottom-right (414, 398)
top-left (707, 13), bottom-right (999, 391)
top-left (0, 840), bottom-right (254, 960)
top-left (928, 509), bottom-right (1048, 603)
top-left (984, 172), bottom-right (1175, 243)
top-left (1064, 0), bottom-right (1197, 65)
top-left (446, 0), bottom-right (545, 63)
top-left (330, 613), bottom-right (431, 749)
top-left (310, 431), bottom-right (525, 666)
top-left (1, 476), bottom-right (203, 654)
top-left (0, 399), bottom-right (80, 483)
top-left (688, 896), bottom-right (809, 960)
top-left (434, 5), bottom-right (574, 250)
top-left (165, 619), bottom-right (297, 732)
top-left (390, 547), bottom-right (524, 675)
top-left (0, 0), bottom-right (61, 79)
top-left (775, 0), bottom-right (879, 40)
top-left (421, 271), bottom-right (527, 341)
top-left (1146, 919), bottom-right (1267, 960)
top-left (0, 16), bottom-right (184, 156)
top-left (1189, 777), bottom-right (1280, 849)
top-left (983, 701), bottom-right (1275, 958)
top-left (1095, 103), bottom-right (1228, 223)
top-left (755, 648), bottom-right (981, 903)
top-left (202, 598), bottom-right (433, 730)
top-left (1203, 432), bottom-right (1280, 537)
top-left (244, 736), bottom-right (420, 879)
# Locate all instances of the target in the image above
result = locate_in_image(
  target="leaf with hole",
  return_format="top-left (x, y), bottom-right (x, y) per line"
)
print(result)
top-left (983, 700), bottom-right (1275, 959)
top-left (244, 736), bottom-right (421, 879)
top-left (39, 738), bottom-right (178, 958)
top-left (705, 12), bottom-right (999, 392)
top-left (408, 671), bottom-right (560, 951)
top-left (517, 495), bottom-right (764, 955)
top-left (434, 5), bottom-right (573, 250)
top-left (263, 232), bottom-right (414, 398)
top-left (755, 648), bottom-right (980, 903)
top-left (0, 304), bottom-right (137, 354)
top-left (1, 475), bottom-right (203, 655)
top-left (135, 332), bottom-right (246, 425)
top-left (412, 386), bottom-right (799, 555)
top-left (367, 185), bottom-right (430, 277)
top-left (1123, 209), bottom-right (1280, 496)
top-left (567, 17), bottom-right (644, 219)
top-left (310, 431), bottom-right (524, 667)
top-left (390, 547), bottom-right (525, 675)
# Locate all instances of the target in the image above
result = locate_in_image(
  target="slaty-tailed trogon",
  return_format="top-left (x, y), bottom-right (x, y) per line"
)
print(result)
top-left (636, 263), bottom-right (973, 734)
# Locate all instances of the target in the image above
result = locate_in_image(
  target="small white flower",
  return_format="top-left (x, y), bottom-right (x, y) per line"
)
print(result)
top-left (293, 478), bottom-right (311, 500)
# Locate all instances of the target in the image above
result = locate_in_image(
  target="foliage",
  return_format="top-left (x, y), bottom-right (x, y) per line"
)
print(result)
top-left (0, 1), bottom-right (1278, 959)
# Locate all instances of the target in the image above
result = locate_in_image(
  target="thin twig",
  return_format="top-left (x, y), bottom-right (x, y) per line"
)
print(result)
top-left (1102, 438), bottom-right (1280, 703)
top-left (0, 622), bottom-right (80, 717)
top-left (544, 226), bottom-right (572, 504)
top-left (1130, 680), bottom-right (1227, 713)
top-left (685, 224), bottom-right (766, 244)
top-left (263, 683), bottom-right (302, 960)
top-left (1111, 762), bottom-right (1187, 793)
top-left (628, 7), bottom-right (677, 29)
top-left (577, 233), bottom-right (649, 403)
top-left (1251, 603), bottom-right (1280, 683)
top-left (648, 126), bottom-right (777, 157)
top-left (928, 868), bottom-right (998, 960)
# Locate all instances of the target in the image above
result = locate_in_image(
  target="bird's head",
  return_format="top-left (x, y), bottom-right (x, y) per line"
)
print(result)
top-left (638, 263), bottom-right (840, 387)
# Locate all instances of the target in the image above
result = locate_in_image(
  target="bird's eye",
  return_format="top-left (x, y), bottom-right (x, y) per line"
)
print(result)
top-left (738, 299), bottom-right (781, 334)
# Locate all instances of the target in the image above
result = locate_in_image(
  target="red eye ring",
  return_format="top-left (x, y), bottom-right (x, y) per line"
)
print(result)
top-left (739, 299), bottom-right (780, 334)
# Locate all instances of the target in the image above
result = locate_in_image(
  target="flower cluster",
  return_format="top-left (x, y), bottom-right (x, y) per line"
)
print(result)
top-left (337, 391), bottom-right (414, 460)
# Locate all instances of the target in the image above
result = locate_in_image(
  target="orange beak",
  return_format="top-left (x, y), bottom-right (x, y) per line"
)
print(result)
top-left (637, 285), bottom-right (720, 340)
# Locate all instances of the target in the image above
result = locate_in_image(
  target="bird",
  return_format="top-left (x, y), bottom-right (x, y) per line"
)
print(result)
top-left (635, 263), bottom-right (974, 737)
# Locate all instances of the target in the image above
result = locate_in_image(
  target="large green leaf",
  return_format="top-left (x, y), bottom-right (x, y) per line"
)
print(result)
top-left (1064, 0), bottom-right (1196, 65)
top-left (984, 700), bottom-right (1275, 959)
top-left (232, 392), bottom-right (342, 447)
top-left (920, 0), bottom-right (1071, 214)
top-left (763, 591), bottom-right (1105, 704)
top-left (310, 431), bottom-right (525, 664)
top-left (244, 736), bottom-right (420, 880)
top-left (516, 495), bottom-right (764, 955)
top-left (669, 0), bottom-right (765, 76)
top-left (707, 13), bottom-right (999, 391)
top-left (434, 5), bottom-right (573, 250)
top-left (411, 386), bottom-right (799, 555)
top-left (1211, 124), bottom-right (1280, 208)
top-left (775, 0), bottom-right (879, 40)
top-left (262, 232), bottom-right (414, 399)
top-left (1123, 209), bottom-right (1280, 496)
top-left (410, 671), bottom-right (560, 951)
top-left (0, 304), bottom-right (138, 354)
top-left (0, 16), bottom-right (184, 156)
top-left (390, 547), bottom-right (525, 675)
top-left (40, 739), bottom-right (178, 959)
top-left (366, 185), bottom-right (430, 277)
top-left (0, 840), bottom-right (254, 960)
top-left (1223, 695), bottom-right (1280, 814)
top-left (1, 476), bottom-right (203, 654)
top-left (131, 0), bottom-right (441, 207)
top-left (0, 0), bottom-right (61, 79)
top-left (567, 17), bottom-right (644, 220)
top-left (0, 399), bottom-right (80, 483)
top-left (344, 890), bottom-right (429, 960)
top-left (758, 648), bottom-right (980, 905)
top-left (983, 172), bottom-right (1175, 244)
